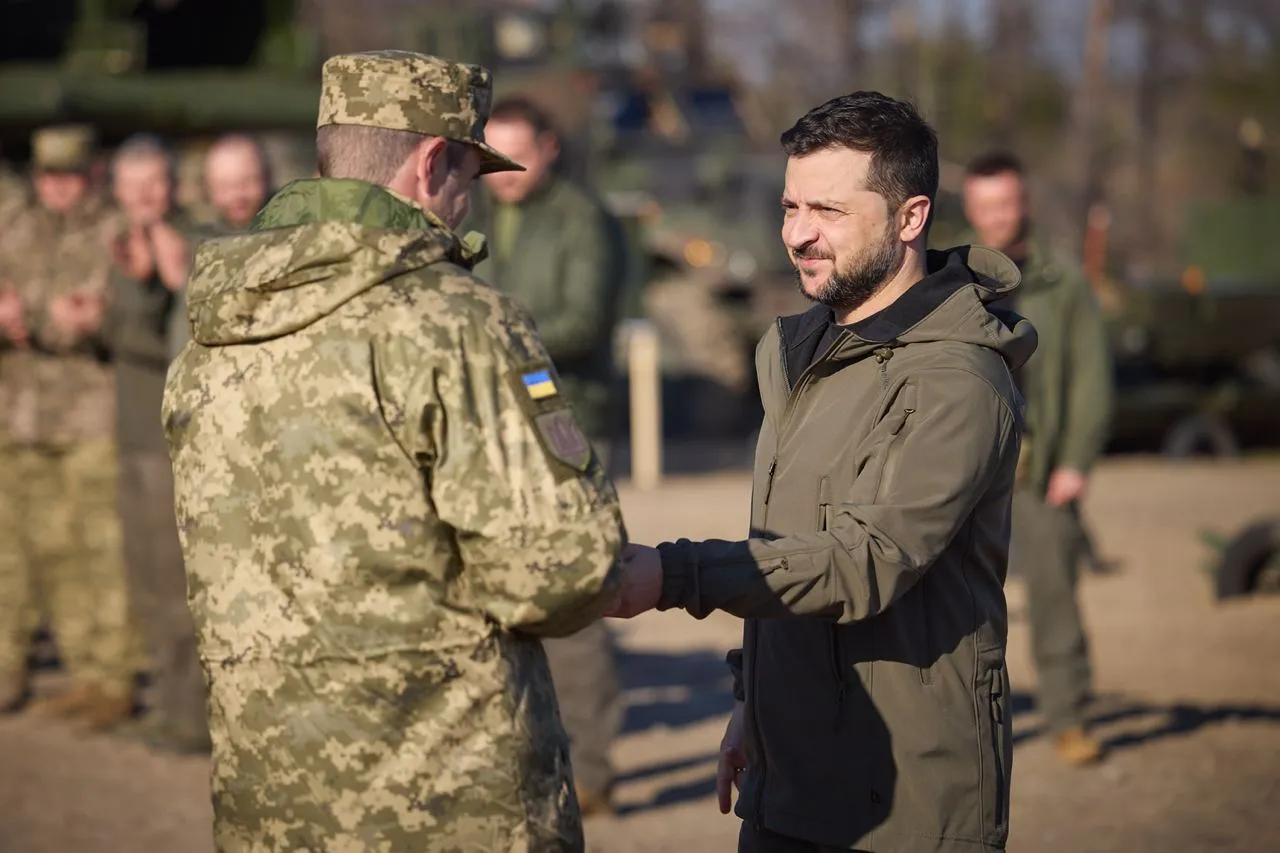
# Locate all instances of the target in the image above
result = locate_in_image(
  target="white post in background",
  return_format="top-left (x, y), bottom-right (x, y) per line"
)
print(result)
top-left (625, 320), bottom-right (663, 490)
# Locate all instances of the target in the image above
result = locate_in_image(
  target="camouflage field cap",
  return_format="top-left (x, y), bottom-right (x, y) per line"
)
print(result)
top-left (317, 50), bottom-right (524, 175)
top-left (31, 124), bottom-right (96, 173)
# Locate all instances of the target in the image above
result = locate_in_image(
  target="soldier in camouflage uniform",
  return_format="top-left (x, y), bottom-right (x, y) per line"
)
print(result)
top-left (163, 51), bottom-right (625, 851)
top-left (0, 125), bottom-right (135, 728)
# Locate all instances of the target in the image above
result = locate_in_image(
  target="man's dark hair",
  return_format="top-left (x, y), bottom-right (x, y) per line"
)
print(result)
top-left (965, 150), bottom-right (1025, 179)
top-left (780, 91), bottom-right (939, 213)
top-left (488, 95), bottom-right (559, 140)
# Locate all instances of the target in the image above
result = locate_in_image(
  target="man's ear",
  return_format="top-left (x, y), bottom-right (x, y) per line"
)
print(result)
top-left (541, 131), bottom-right (561, 163)
top-left (900, 195), bottom-right (932, 243)
top-left (414, 136), bottom-right (451, 198)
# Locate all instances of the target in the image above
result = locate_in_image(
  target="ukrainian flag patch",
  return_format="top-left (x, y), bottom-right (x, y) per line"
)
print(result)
top-left (522, 369), bottom-right (558, 400)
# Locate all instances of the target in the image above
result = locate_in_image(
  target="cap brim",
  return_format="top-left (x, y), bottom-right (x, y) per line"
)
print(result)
top-left (470, 141), bottom-right (525, 175)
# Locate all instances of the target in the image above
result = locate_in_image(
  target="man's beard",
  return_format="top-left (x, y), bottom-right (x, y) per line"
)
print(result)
top-left (793, 223), bottom-right (905, 315)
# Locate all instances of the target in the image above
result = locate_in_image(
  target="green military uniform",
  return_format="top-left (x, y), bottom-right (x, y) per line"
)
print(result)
top-left (107, 206), bottom-right (215, 751)
top-left (164, 52), bottom-right (624, 851)
top-left (469, 172), bottom-right (629, 807)
top-left (0, 125), bottom-right (134, 724)
top-left (469, 177), bottom-right (627, 442)
top-left (1001, 241), bottom-right (1113, 737)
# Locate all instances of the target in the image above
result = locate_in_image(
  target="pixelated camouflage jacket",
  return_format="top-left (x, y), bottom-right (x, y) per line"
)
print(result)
top-left (0, 196), bottom-right (119, 446)
top-left (163, 177), bottom-right (624, 853)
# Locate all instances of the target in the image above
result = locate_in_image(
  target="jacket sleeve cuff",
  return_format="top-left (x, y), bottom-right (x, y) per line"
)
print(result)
top-left (726, 648), bottom-right (745, 702)
top-left (656, 539), bottom-right (702, 616)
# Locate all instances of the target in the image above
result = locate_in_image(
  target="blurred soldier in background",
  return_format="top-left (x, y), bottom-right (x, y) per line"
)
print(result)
top-left (168, 133), bottom-right (273, 358)
top-left (0, 125), bottom-right (134, 729)
top-left (469, 95), bottom-right (629, 816)
top-left (962, 150), bottom-right (1114, 766)
top-left (108, 134), bottom-right (209, 753)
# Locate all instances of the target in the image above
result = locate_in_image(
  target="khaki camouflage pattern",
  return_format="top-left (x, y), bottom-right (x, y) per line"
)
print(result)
top-left (31, 124), bottom-right (96, 173)
top-left (0, 440), bottom-right (134, 694)
top-left (164, 178), bottom-right (623, 851)
top-left (316, 50), bottom-right (524, 175)
top-left (0, 200), bottom-right (120, 446)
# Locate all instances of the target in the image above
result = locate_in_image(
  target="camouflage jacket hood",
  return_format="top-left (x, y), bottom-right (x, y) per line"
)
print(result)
top-left (185, 178), bottom-right (481, 346)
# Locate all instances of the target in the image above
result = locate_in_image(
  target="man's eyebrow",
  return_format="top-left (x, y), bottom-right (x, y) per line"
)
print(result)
top-left (780, 196), bottom-right (847, 209)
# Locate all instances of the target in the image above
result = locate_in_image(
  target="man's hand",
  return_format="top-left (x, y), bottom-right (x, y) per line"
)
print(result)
top-left (0, 288), bottom-right (28, 346)
top-left (48, 292), bottom-right (105, 339)
top-left (113, 226), bottom-right (154, 281)
top-left (1046, 466), bottom-right (1088, 507)
top-left (716, 701), bottom-right (747, 815)
top-left (604, 543), bottom-right (663, 619)
top-left (150, 221), bottom-right (191, 292)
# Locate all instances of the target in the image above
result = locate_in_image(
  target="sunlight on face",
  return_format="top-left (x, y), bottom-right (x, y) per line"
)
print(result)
top-left (34, 171), bottom-right (89, 214)
top-left (781, 147), bottom-right (902, 312)
top-left (205, 142), bottom-right (268, 229)
top-left (113, 156), bottom-right (173, 226)
top-left (482, 119), bottom-right (558, 204)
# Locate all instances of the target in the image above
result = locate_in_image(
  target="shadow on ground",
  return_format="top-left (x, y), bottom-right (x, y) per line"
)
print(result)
top-left (619, 648), bottom-right (735, 735)
top-left (614, 647), bottom-right (735, 814)
top-left (1012, 690), bottom-right (1280, 753)
top-left (614, 752), bottom-right (723, 817)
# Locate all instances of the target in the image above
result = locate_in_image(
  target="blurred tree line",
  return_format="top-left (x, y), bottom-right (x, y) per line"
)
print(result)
top-left (706, 0), bottom-right (1279, 281)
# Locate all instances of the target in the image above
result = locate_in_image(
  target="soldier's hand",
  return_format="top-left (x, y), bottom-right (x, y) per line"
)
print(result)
top-left (604, 543), bottom-right (663, 619)
top-left (716, 701), bottom-right (747, 815)
top-left (149, 221), bottom-right (191, 292)
top-left (0, 288), bottom-right (28, 346)
top-left (1046, 467), bottom-right (1088, 507)
top-left (48, 292), bottom-right (103, 338)
top-left (114, 226), bottom-right (154, 280)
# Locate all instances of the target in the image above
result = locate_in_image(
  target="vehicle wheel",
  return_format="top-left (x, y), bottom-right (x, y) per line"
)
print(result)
top-left (1215, 519), bottom-right (1280, 600)
top-left (1161, 413), bottom-right (1240, 459)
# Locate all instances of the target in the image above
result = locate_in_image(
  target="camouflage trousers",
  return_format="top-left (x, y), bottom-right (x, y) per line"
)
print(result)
top-left (0, 440), bottom-right (135, 695)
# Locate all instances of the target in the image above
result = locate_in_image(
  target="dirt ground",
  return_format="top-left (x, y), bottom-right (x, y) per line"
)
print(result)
top-left (2, 458), bottom-right (1279, 853)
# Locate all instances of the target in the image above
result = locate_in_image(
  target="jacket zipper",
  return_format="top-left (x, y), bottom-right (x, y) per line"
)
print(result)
top-left (749, 320), bottom-right (790, 829)
top-left (753, 319), bottom-right (859, 824)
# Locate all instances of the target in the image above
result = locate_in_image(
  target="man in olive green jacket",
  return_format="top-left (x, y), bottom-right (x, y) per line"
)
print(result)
top-left (465, 96), bottom-right (629, 816)
top-left (962, 151), bottom-right (1114, 766)
top-left (612, 93), bottom-right (1035, 853)
top-left (107, 134), bottom-right (211, 753)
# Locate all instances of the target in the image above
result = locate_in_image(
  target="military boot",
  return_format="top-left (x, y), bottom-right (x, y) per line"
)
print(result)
top-left (27, 681), bottom-right (97, 719)
top-left (70, 683), bottom-right (135, 732)
top-left (0, 670), bottom-right (29, 713)
top-left (1053, 725), bottom-right (1105, 766)
top-left (576, 785), bottom-right (616, 818)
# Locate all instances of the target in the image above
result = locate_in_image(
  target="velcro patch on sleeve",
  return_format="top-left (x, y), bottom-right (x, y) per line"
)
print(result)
top-left (534, 409), bottom-right (593, 473)
top-left (520, 368), bottom-right (559, 400)
top-left (509, 361), bottom-right (594, 478)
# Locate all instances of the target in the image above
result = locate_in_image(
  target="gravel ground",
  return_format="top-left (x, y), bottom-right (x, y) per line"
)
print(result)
top-left (1, 458), bottom-right (1278, 853)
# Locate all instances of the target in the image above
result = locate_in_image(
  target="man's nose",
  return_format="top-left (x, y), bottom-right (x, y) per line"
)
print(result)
top-left (784, 214), bottom-right (819, 251)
